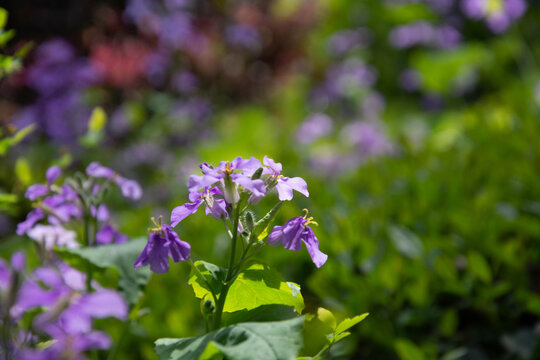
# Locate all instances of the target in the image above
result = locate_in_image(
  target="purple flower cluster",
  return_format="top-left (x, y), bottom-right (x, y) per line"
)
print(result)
top-left (1, 257), bottom-right (127, 359)
top-left (389, 21), bottom-right (461, 49)
top-left (17, 163), bottom-right (141, 249)
top-left (462, 0), bottom-right (526, 33)
top-left (12, 39), bottom-right (101, 143)
top-left (135, 156), bottom-right (322, 272)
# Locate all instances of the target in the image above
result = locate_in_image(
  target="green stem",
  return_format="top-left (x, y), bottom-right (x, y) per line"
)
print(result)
top-left (213, 203), bottom-right (241, 330)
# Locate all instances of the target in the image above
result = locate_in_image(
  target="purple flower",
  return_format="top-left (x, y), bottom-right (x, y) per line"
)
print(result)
top-left (261, 156), bottom-right (309, 202)
top-left (389, 21), bottom-right (461, 49)
top-left (96, 224), bottom-right (128, 245)
top-left (268, 214), bottom-right (327, 268)
top-left (26, 225), bottom-right (79, 250)
top-left (462, 0), bottom-right (526, 33)
top-left (25, 184), bottom-right (49, 201)
top-left (170, 187), bottom-right (227, 227)
top-left (134, 223), bottom-right (191, 273)
top-left (296, 113), bottom-right (333, 144)
top-left (187, 157), bottom-right (265, 204)
top-left (46, 166), bottom-right (62, 183)
top-left (16, 208), bottom-right (45, 236)
top-left (225, 25), bottom-right (261, 52)
top-left (326, 28), bottom-right (371, 56)
top-left (86, 162), bottom-right (143, 200)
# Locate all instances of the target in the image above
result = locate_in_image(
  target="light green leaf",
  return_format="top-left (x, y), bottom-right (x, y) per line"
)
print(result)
top-left (155, 317), bottom-right (304, 360)
top-left (334, 313), bottom-right (369, 335)
top-left (395, 339), bottom-right (426, 360)
top-left (317, 307), bottom-right (336, 330)
top-left (0, 8), bottom-right (7, 29)
top-left (225, 304), bottom-right (299, 326)
top-left (252, 202), bottom-right (282, 241)
top-left (188, 261), bottom-right (226, 299)
top-left (189, 262), bottom-right (304, 314)
top-left (225, 263), bottom-right (304, 313)
top-left (467, 251), bottom-right (492, 283)
top-left (57, 237), bottom-right (152, 305)
top-left (388, 225), bottom-right (424, 259)
top-left (333, 331), bottom-right (351, 343)
top-left (15, 158), bottom-right (32, 185)
top-left (88, 107), bottom-right (107, 132)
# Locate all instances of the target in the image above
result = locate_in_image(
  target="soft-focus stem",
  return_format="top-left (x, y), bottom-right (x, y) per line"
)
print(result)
top-left (83, 211), bottom-right (97, 292)
top-left (213, 203), bottom-right (241, 330)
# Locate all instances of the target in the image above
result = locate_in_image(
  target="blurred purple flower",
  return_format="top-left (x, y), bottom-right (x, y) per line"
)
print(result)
top-left (399, 69), bottom-right (423, 91)
top-left (341, 121), bottom-right (394, 156)
top-left (296, 113), bottom-right (333, 144)
top-left (96, 224), bottom-right (128, 245)
top-left (462, 0), bottom-right (526, 33)
top-left (389, 21), bottom-right (461, 48)
top-left (86, 162), bottom-right (143, 200)
top-left (225, 25), bottom-right (261, 51)
top-left (327, 28), bottom-right (371, 56)
top-left (26, 225), bottom-right (79, 250)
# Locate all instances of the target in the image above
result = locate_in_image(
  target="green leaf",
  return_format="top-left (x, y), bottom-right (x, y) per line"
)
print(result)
top-left (155, 317), bottom-right (304, 360)
top-left (88, 107), bottom-right (107, 132)
top-left (15, 158), bottom-right (32, 185)
top-left (467, 251), bottom-right (492, 283)
top-left (334, 313), bottom-right (369, 335)
top-left (316, 307), bottom-right (336, 330)
top-left (0, 8), bottom-right (7, 29)
top-left (57, 237), bottom-right (152, 305)
top-left (388, 225), bottom-right (424, 259)
top-left (0, 124), bottom-right (36, 155)
top-left (188, 261), bottom-right (226, 299)
top-left (189, 262), bottom-right (304, 314)
top-left (225, 262), bottom-right (304, 313)
top-left (225, 304), bottom-right (299, 326)
top-left (252, 202), bottom-right (282, 241)
top-left (394, 339), bottom-right (426, 360)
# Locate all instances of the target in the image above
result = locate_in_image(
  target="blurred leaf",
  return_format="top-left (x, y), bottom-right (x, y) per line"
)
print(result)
top-left (57, 237), bottom-right (152, 305)
top-left (317, 307), bottom-right (336, 330)
top-left (88, 107), bottom-right (107, 132)
top-left (440, 347), bottom-right (467, 360)
top-left (0, 8), bottom-right (6, 29)
top-left (467, 251), bottom-right (492, 283)
top-left (388, 225), bottom-right (424, 259)
top-left (15, 158), bottom-right (32, 186)
top-left (155, 317), bottom-right (304, 360)
top-left (0, 124), bottom-right (36, 155)
top-left (395, 339), bottom-right (426, 360)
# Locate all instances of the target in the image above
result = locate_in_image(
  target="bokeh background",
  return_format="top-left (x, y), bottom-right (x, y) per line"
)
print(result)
top-left (1, 0), bottom-right (540, 359)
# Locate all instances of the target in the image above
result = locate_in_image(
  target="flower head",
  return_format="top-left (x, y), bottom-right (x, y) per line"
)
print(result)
top-left (86, 161), bottom-right (143, 200)
top-left (134, 218), bottom-right (191, 273)
top-left (268, 210), bottom-right (327, 268)
top-left (260, 156), bottom-right (309, 202)
top-left (170, 186), bottom-right (227, 227)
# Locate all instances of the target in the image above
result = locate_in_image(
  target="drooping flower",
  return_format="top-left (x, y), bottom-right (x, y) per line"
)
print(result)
top-left (134, 219), bottom-right (191, 273)
top-left (261, 156), bottom-right (309, 202)
top-left (268, 211), bottom-right (328, 268)
top-left (187, 157), bottom-right (265, 204)
top-left (170, 187), bottom-right (227, 227)
top-left (86, 161), bottom-right (143, 200)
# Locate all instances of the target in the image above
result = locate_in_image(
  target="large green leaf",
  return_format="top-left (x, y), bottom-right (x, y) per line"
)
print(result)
top-left (57, 237), bottom-right (151, 305)
top-left (155, 317), bottom-right (304, 360)
top-left (189, 261), bottom-right (304, 313)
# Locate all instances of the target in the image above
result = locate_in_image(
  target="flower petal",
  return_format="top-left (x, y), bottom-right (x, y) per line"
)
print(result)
top-left (170, 199), bottom-right (203, 227)
top-left (25, 184), bottom-right (49, 201)
top-left (301, 227), bottom-right (328, 268)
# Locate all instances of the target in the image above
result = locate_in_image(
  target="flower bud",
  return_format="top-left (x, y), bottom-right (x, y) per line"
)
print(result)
top-left (251, 167), bottom-right (263, 180)
top-left (243, 211), bottom-right (255, 232)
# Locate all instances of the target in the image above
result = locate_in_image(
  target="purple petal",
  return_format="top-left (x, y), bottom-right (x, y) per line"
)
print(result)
top-left (205, 198), bottom-right (228, 219)
top-left (276, 176), bottom-right (309, 201)
top-left (74, 330), bottom-right (112, 351)
top-left (96, 224), bottom-right (128, 245)
top-left (187, 174), bottom-right (221, 192)
top-left (268, 225), bottom-right (283, 245)
top-left (115, 177), bottom-right (142, 200)
top-left (301, 227), bottom-right (328, 268)
top-left (231, 156), bottom-right (262, 176)
top-left (134, 232), bottom-right (170, 273)
top-left (170, 199), bottom-right (203, 227)
top-left (78, 289), bottom-right (128, 320)
top-left (86, 162), bottom-right (115, 178)
top-left (25, 184), bottom-right (49, 201)
top-left (232, 174), bottom-right (266, 197)
top-left (280, 217), bottom-right (305, 251)
top-left (0, 259), bottom-right (9, 290)
top-left (262, 156), bottom-right (282, 175)
top-left (163, 224), bottom-right (190, 262)
top-left (16, 208), bottom-right (45, 235)
top-left (46, 166), bottom-right (62, 184)
top-left (91, 204), bottom-right (110, 222)
top-left (10, 251), bottom-right (26, 272)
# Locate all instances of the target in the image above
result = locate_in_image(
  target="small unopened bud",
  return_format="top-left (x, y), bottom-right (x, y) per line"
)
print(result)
top-left (202, 299), bottom-right (215, 315)
top-left (251, 167), bottom-right (263, 180)
top-left (223, 176), bottom-right (239, 204)
top-left (244, 211), bottom-right (255, 232)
